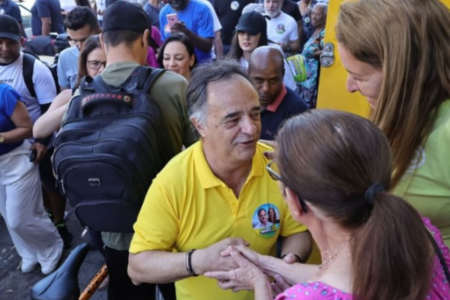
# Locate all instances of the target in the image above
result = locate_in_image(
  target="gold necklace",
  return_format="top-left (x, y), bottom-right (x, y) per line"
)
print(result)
top-left (318, 238), bottom-right (355, 270)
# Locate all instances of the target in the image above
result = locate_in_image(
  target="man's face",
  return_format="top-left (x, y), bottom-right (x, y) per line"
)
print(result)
top-left (67, 25), bottom-right (95, 50)
top-left (0, 37), bottom-right (21, 64)
top-left (195, 76), bottom-right (262, 166)
top-left (168, 0), bottom-right (187, 11)
top-left (258, 210), bottom-right (268, 225)
top-left (264, 0), bottom-right (282, 18)
top-left (249, 59), bottom-right (284, 108)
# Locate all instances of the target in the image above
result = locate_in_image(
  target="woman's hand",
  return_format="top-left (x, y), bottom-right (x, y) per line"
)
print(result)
top-left (204, 247), bottom-right (270, 293)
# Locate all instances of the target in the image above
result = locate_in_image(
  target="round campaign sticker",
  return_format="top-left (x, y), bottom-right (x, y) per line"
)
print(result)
top-left (252, 204), bottom-right (280, 238)
top-left (231, 1), bottom-right (240, 11)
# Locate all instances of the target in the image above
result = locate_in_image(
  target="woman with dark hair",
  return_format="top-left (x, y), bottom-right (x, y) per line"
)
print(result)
top-left (34, 35), bottom-right (106, 138)
top-left (227, 11), bottom-right (296, 90)
top-left (157, 33), bottom-right (197, 80)
top-left (205, 109), bottom-right (450, 300)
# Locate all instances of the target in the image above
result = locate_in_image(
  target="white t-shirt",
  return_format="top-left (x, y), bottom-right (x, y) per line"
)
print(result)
top-left (60, 0), bottom-right (77, 12)
top-left (0, 52), bottom-right (57, 124)
top-left (267, 11), bottom-right (299, 45)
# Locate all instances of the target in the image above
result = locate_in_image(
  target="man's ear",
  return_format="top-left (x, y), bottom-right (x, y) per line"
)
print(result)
top-left (20, 37), bottom-right (26, 47)
top-left (142, 29), bottom-right (150, 48)
top-left (191, 118), bottom-right (206, 138)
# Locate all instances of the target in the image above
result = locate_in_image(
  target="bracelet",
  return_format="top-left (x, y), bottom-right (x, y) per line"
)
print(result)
top-left (281, 253), bottom-right (304, 263)
top-left (185, 249), bottom-right (198, 277)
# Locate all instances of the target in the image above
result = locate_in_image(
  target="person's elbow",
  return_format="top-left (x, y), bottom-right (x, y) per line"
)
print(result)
top-left (128, 252), bottom-right (144, 285)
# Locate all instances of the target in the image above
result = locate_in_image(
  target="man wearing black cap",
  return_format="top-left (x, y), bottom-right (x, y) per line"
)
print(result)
top-left (98, 2), bottom-right (197, 299)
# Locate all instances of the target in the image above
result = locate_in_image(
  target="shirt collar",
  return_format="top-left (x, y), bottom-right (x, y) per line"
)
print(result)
top-left (266, 84), bottom-right (287, 112)
top-left (194, 140), bottom-right (265, 190)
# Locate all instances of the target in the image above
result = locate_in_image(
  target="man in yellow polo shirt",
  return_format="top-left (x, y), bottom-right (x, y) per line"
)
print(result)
top-left (128, 60), bottom-right (312, 300)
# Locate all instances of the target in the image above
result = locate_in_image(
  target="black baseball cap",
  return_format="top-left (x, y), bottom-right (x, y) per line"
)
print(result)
top-left (0, 15), bottom-right (21, 41)
top-left (235, 11), bottom-right (269, 35)
top-left (102, 1), bottom-right (151, 33)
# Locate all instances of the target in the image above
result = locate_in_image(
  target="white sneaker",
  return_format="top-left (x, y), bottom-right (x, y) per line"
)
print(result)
top-left (41, 247), bottom-right (63, 275)
top-left (21, 260), bottom-right (38, 273)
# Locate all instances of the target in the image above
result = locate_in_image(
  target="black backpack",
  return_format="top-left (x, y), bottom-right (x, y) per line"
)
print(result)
top-left (52, 66), bottom-right (171, 233)
top-left (22, 52), bottom-right (60, 98)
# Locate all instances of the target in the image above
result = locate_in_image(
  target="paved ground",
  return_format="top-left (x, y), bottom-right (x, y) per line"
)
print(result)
top-left (0, 207), bottom-right (107, 300)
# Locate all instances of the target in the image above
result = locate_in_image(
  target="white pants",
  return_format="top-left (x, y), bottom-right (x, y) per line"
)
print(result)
top-left (0, 141), bottom-right (63, 265)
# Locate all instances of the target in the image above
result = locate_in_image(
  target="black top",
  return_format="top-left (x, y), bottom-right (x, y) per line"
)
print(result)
top-left (260, 87), bottom-right (308, 140)
top-left (282, 0), bottom-right (302, 22)
top-left (213, 0), bottom-right (254, 46)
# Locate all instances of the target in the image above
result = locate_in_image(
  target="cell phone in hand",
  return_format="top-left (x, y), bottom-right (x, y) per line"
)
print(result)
top-left (29, 149), bottom-right (37, 162)
top-left (167, 13), bottom-right (179, 28)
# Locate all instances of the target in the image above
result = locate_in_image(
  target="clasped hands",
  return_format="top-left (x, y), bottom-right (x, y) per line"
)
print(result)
top-left (200, 241), bottom-right (294, 298)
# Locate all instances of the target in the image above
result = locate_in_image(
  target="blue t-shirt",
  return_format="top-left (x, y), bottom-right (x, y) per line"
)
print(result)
top-left (31, 0), bottom-right (65, 36)
top-left (159, 0), bottom-right (214, 63)
top-left (0, 84), bottom-right (23, 155)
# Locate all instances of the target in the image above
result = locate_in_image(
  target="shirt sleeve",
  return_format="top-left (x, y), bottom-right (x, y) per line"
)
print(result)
top-left (32, 60), bottom-right (57, 105)
top-left (203, 0), bottom-right (222, 32)
top-left (0, 85), bottom-right (21, 118)
top-left (35, 0), bottom-right (51, 18)
top-left (130, 177), bottom-right (180, 253)
top-left (196, 5), bottom-right (215, 39)
top-left (9, 5), bottom-right (23, 23)
top-left (289, 19), bottom-right (299, 41)
top-left (57, 51), bottom-right (71, 88)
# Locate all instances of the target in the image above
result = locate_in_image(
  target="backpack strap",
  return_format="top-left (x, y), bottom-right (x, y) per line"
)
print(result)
top-left (120, 66), bottom-right (166, 93)
top-left (22, 53), bottom-right (37, 98)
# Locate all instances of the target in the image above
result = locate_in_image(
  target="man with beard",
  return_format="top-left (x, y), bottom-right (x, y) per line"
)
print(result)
top-left (159, 0), bottom-right (215, 63)
top-left (264, 0), bottom-right (299, 55)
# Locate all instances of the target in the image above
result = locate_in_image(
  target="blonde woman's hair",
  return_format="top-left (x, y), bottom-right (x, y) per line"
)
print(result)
top-left (336, 0), bottom-right (450, 187)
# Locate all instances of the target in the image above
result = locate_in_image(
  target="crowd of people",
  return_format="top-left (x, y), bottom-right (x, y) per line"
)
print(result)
top-left (0, 0), bottom-right (449, 300)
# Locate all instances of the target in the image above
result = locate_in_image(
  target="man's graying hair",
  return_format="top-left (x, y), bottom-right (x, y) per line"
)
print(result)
top-left (187, 60), bottom-right (254, 126)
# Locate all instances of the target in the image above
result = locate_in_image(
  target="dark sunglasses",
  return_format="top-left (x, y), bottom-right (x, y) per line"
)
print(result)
top-left (87, 60), bottom-right (107, 70)
top-left (266, 161), bottom-right (308, 213)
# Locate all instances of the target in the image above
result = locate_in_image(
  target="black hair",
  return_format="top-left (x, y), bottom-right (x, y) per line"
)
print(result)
top-left (64, 6), bottom-right (99, 32)
top-left (102, 30), bottom-right (142, 48)
top-left (157, 33), bottom-right (197, 69)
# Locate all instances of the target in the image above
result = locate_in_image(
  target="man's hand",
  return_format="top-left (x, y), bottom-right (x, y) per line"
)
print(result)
top-left (29, 142), bottom-right (47, 164)
top-left (204, 247), bottom-right (269, 293)
top-left (170, 21), bottom-right (190, 35)
top-left (192, 238), bottom-right (250, 275)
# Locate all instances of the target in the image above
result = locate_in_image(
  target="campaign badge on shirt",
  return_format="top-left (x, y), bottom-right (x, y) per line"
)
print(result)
top-left (252, 204), bottom-right (280, 238)
top-left (231, 1), bottom-right (240, 10)
top-left (276, 24), bottom-right (286, 34)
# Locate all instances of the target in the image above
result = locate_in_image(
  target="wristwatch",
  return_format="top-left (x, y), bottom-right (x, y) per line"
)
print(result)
top-left (0, 133), bottom-right (4, 143)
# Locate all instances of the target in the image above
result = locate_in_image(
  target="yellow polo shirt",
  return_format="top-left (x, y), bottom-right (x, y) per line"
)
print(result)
top-left (130, 141), bottom-right (307, 300)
